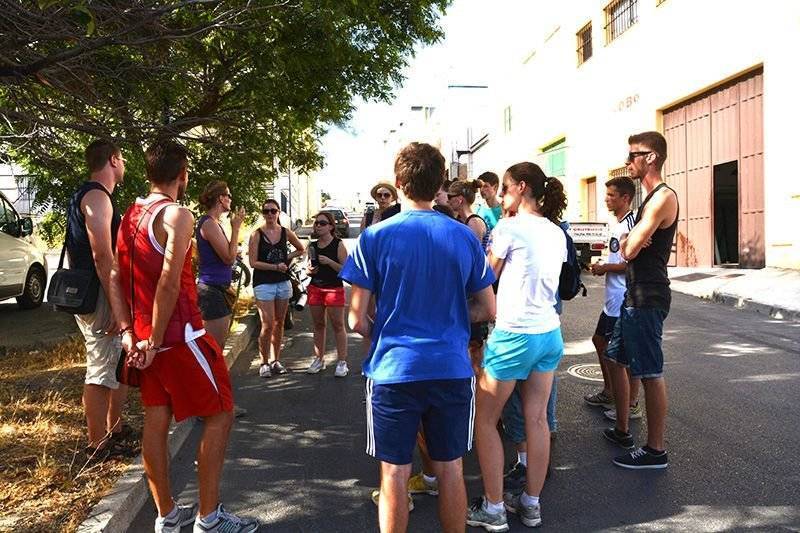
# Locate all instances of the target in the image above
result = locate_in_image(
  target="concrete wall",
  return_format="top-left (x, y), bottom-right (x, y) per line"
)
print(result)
top-left (482, 0), bottom-right (800, 268)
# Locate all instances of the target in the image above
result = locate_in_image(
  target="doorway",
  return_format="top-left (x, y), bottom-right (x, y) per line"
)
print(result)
top-left (713, 161), bottom-right (738, 265)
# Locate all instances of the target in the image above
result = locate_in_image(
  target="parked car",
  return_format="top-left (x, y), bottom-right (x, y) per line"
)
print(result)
top-left (0, 192), bottom-right (48, 308)
top-left (320, 208), bottom-right (350, 238)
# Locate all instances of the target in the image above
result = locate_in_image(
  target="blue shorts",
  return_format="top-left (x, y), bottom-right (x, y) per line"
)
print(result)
top-left (605, 306), bottom-right (668, 379)
top-left (254, 281), bottom-right (292, 302)
top-left (483, 328), bottom-right (563, 381)
top-left (365, 377), bottom-right (475, 465)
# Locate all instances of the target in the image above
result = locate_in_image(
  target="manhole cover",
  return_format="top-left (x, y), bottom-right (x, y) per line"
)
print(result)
top-left (567, 363), bottom-right (605, 382)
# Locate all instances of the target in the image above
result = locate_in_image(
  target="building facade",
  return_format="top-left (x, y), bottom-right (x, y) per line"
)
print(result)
top-left (478, 0), bottom-right (800, 269)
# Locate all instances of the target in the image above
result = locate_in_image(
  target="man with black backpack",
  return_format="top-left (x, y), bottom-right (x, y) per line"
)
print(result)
top-left (66, 139), bottom-right (128, 457)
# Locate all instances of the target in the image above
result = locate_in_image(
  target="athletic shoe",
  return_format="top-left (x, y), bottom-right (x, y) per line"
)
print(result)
top-left (370, 489), bottom-right (415, 511)
top-left (613, 447), bottom-right (669, 470)
top-left (334, 361), bottom-right (349, 377)
top-left (603, 427), bottom-right (634, 449)
top-left (584, 390), bottom-right (614, 407)
top-left (271, 360), bottom-right (287, 374)
top-left (155, 502), bottom-right (197, 533)
top-left (193, 504), bottom-right (258, 533)
top-left (407, 472), bottom-right (438, 495)
top-left (502, 462), bottom-right (527, 493)
top-left (604, 403), bottom-right (644, 421)
top-left (503, 492), bottom-right (542, 528)
top-left (258, 363), bottom-right (271, 378)
top-left (306, 357), bottom-right (325, 374)
top-left (466, 497), bottom-right (509, 532)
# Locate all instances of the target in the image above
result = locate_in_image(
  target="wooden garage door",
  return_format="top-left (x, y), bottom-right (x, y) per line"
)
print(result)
top-left (664, 108), bottom-right (687, 266)
top-left (738, 72), bottom-right (765, 268)
top-left (663, 68), bottom-right (764, 268)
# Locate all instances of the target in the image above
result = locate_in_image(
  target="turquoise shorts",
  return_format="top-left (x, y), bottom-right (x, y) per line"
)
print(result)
top-left (483, 328), bottom-right (564, 381)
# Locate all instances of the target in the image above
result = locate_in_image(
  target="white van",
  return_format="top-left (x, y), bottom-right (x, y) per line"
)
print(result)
top-left (0, 191), bottom-right (47, 308)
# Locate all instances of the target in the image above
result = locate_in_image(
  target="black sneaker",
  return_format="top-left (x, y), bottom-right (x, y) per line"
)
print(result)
top-left (503, 462), bottom-right (527, 492)
top-left (613, 446), bottom-right (669, 469)
top-left (603, 427), bottom-right (634, 449)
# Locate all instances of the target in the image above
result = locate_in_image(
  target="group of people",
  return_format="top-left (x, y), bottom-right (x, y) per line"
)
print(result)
top-left (66, 128), bottom-right (677, 533)
top-left (345, 131), bottom-right (678, 532)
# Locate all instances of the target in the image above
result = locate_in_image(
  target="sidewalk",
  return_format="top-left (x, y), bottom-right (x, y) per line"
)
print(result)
top-left (668, 267), bottom-right (800, 321)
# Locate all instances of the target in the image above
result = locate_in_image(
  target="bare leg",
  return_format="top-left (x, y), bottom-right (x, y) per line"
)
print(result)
top-left (203, 316), bottom-right (232, 351)
top-left (256, 300), bottom-right (275, 365)
top-left (328, 306), bottom-right (348, 361)
top-left (474, 372), bottom-right (517, 504)
top-left (108, 384), bottom-right (128, 434)
top-left (379, 462), bottom-right (412, 533)
top-left (417, 429), bottom-right (435, 476)
top-left (592, 334), bottom-right (612, 394)
top-left (142, 405), bottom-right (174, 516)
top-left (197, 410), bottom-right (234, 516)
top-left (520, 371), bottom-right (554, 497)
top-left (629, 375), bottom-right (641, 406)
top-left (83, 384), bottom-right (111, 447)
top-left (310, 305), bottom-right (327, 360)
top-left (431, 458), bottom-right (466, 533)
top-left (608, 361), bottom-right (631, 433)
top-left (271, 298), bottom-right (289, 361)
top-left (642, 377), bottom-right (668, 450)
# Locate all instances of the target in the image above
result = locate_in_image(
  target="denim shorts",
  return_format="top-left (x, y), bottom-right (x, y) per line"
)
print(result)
top-left (197, 282), bottom-right (233, 320)
top-left (605, 306), bottom-right (668, 379)
top-left (254, 280), bottom-right (292, 302)
top-left (483, 328), bottom-right (564, 381)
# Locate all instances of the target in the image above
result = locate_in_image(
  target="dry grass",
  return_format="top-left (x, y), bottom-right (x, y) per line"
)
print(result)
top-left (0, 337), bottom-right (143, 533)
top-left (0, 299), bottom-right (254, 532)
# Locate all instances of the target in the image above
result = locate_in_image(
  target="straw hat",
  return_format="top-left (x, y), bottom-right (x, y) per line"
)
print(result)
top-left (370, 182), bottom-right (398, 201)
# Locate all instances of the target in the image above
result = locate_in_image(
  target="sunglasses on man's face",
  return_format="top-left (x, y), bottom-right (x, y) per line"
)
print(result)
top-left (627, 151), bottom-right (652, 163)
top-left (376, 192), bottom-right (392, 199)
top-left (313, 220), bottom-right (330, 226)
top-left (262, 208), bottom-right (279, 215)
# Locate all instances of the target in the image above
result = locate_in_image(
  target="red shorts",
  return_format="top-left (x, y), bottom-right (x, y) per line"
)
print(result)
top-left (307, 284), bottom-right (345, 307)
top-left (139, 334), bottom-right (233, 421)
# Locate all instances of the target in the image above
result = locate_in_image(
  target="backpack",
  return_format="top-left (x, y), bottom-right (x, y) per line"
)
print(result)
top-left (558, 227), bottom-right (587, 300)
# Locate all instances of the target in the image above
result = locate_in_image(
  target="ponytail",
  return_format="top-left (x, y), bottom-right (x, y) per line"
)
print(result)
top-left (541, 177), bottom-right (567, 224)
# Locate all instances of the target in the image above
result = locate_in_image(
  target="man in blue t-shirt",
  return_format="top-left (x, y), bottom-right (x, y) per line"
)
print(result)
top-left (341, 142), bottom-right (496, 532)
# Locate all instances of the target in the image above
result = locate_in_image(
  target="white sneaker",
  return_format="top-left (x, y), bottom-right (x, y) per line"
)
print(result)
top-left (258, 363), bottom-right (271, 378)
top-left (271, 360), bottom-right (287, 374)
top-left (193, 504), bottom-right (258, 533)
top-left (334, 361), bottom-right (349, 377)
top-left (307, 357), bottom-right (325, 374)
top-left (155, 502), bottom-right (197, 533)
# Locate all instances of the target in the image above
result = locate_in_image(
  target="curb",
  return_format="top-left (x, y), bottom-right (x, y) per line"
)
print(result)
top-left (76, 311), bottom-right (258, 533)
top-left (711, 291), bottom-right (800, 322)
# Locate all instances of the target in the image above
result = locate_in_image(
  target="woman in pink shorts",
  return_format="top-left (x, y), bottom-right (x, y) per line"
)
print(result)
top-left (305, 211), bottom-right (350, 377)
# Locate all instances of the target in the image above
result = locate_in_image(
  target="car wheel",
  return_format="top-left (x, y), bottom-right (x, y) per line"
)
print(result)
top-left (17, 265), bottom-right (46, 309)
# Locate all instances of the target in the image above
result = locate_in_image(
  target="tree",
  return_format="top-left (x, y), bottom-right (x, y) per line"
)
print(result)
top-left (321, 190), bottom-right (331, 206)
top-left (0, 0), bottom-right (451, 212)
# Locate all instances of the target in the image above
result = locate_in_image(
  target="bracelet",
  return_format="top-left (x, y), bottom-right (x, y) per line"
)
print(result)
top-left (120, 326), bottom-right (134, 335)
top-left (146, 339), bottom-right (161, 351)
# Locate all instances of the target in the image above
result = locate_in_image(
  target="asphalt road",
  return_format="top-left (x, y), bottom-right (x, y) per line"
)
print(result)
top-left (129, 242), bottom-right (800, 532)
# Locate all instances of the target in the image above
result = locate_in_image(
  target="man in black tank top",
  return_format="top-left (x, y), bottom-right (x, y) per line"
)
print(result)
top-left (67, 139), bottom-right (129, 455)
top-left (603, 131), bottom-right (678, 470)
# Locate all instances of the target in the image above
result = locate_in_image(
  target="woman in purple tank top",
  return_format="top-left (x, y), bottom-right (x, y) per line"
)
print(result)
top-left (196, 180), bottom-right (245, 347)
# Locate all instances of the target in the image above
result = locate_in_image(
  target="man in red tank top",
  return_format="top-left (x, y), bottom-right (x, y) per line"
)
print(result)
top-left (108, 141), bottom-right (258, 532)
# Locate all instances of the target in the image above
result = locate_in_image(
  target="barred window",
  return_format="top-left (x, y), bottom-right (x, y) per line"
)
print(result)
top-left (576, 23), bottom-right (592, 65)
top-left (605, 0), bottom-right (638, 43)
